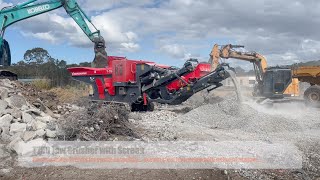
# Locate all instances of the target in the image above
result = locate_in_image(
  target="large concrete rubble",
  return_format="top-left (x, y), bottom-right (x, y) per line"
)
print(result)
top-left (0, 79), bottom-right (62, 157)
top-left (0, 79), bottom-right (132, 158)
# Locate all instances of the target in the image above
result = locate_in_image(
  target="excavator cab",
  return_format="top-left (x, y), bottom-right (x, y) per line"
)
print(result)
top-left (0, 39), bottom-right (17, 80)
top-left (0, 39), bottom-right (11, 67)
top-left (261, 68), bottom-right (292, 98)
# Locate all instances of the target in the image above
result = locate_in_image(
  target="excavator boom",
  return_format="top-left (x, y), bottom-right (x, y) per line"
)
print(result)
top-left (0, 0), bottom-right (108, 75)
top-left (209, 44), bottom-right (267, 84)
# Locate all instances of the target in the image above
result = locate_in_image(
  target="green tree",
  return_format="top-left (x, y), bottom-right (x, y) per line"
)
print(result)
top-left (24, 48), bottom-right (51, 65)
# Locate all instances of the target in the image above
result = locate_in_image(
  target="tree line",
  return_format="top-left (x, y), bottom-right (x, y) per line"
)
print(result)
top-left (4, 47), bottom-right (92, 87)
top-left (4, 47), bottom-right (318, 87)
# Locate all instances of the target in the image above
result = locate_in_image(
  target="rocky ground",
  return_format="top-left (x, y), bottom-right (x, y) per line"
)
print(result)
top-left (0, 79), bottom-right (319, 179)
top-left (130, 90), bottom-right (320, 179)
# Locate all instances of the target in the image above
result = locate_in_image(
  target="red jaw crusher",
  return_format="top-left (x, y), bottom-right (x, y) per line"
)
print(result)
top-left (68, 56), bottom-right (229, 111)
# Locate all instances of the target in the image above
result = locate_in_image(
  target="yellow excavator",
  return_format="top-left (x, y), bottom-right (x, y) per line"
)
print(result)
top-left (209, 44), bottom-right (320, 107)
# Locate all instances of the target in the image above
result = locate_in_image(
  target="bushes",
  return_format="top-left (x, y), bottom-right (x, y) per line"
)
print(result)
top-left (32, 79), bottom-right (51, 90)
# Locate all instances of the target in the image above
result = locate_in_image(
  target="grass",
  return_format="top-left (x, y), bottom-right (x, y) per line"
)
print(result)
top-left (49, 85), bottom-right (90, 104)
top-left (32, 79), bottom-right (51, 90)
top-left (31, 78), bottom-right (90, 103)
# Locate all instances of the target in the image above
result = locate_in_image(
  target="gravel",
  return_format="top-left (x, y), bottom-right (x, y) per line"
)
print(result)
top-left (132, 89), bottom-right (320, 179)
top-left (177, 97), bottom-right (304, 134)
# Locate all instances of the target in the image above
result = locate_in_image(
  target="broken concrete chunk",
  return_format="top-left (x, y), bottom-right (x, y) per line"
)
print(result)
top-left (0, 133), bottom-right (11, 142)
top-left (5, 95), bottom-right (27, 109)
top-left (10, 123), bottom-right (27, 134)
top-left (0, 114), bottom-right (13, 127)
top-left (6, 136), bottom-right (23, 153)
top-left (9, 132), bottom-right (23, 141)
top-left (71, 105), bottom-right (81, 111)
top-left (11, 108), bottom-right (22, 119)
top-left (35, 116), bottom-right (52, 123)
top-left (32, 121), bottom-right (47, 130)
top-left (52, 114), bottom-right (61, 119)
top-left (7, 138), bottom-right (46, 155)
top-left (0, 87), bottom-right (9, 100)
top-left (22, 131), bottom-right (36, 142)
top-left (35, 99), bottom-right (54, 117)
top-left (22, 112), bottom-right (34, 123)
top-left (35, 129), bottom-right (46, 137)
top-left (0, 79), bottom-right (13, 88)
top-left (21, 105), bottom-right (29, 111)
top-left (0, 144), bottom-right (10, 158)
top-left (45, 129), bottom-right (56, 138)
top-left (0, 100), bottom-right (8, 112)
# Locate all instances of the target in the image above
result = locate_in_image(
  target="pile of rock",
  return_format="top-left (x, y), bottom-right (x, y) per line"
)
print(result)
top-left (15, 80), bottom-right (81, 116)
top-left (54, 103), bottom-right (83, 115)
top-left (0, 79), bottom-right (58, 154)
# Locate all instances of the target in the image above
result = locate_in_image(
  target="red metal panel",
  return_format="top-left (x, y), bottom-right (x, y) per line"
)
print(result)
top-left (95, 78), bottom-right (105, 99)
top-left (112, 59), bottom-right (146, 83)
top-left (103, 77), bottom-right (115, 96)
top-left (68, 67), bottom-right (112, 76)
top-left (166, 63), bottom-right (211, 91)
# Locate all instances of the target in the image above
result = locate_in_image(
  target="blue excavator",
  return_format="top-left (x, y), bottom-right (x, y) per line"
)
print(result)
top-left (0, 0), bottom-right (108, 79)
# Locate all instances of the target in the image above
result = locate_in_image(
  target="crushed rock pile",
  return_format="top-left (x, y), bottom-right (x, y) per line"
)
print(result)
top-left (130, 110), bottom-right (179, 141)
top-left (131, 93), bottom-right (320, 179)
top-left (176, 97), bottom-right (303, 134)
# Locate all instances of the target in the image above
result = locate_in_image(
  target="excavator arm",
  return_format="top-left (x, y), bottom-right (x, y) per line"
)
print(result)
top-left (209, 44), bottom-right (300, 98)
top-left (0, 0), bottom-right (107, 68)
top-left (209, 44), bottom-right (267, 84)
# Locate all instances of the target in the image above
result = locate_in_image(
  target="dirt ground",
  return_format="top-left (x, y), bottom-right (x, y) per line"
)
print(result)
top-left (2, 167), bottom-right (311, 180)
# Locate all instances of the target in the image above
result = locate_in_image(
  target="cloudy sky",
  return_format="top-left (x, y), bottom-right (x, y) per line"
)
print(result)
top-left (1, 0), bottom-right (320, 69)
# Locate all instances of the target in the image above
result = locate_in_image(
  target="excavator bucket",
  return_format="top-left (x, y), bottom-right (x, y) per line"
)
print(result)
top-left (92, 37), bottom-right (108, 68)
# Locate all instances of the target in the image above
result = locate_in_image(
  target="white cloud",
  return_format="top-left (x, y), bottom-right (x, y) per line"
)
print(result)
top-left (0, 1), bottom-right (12, 9)
top-left (120, 42), bottom-right (140, 52)
top-left (15, 11), bottom-right (141, 53)
top-left (159, 44), bottom-right (201, 60)
top-left (22, 31), bottom-right (58, 44)
top-left (80, 0), bottom-right (153, 12)
top-left (6, 0), bottom-right (320, 65)
top-left (160, 44), bottom-right (187, 59)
